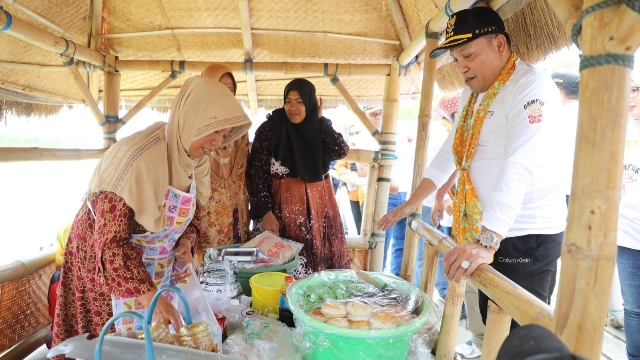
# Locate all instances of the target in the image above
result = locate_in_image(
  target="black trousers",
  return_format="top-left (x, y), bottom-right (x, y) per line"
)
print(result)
top-left (479, 232), bottom-right (564, 330)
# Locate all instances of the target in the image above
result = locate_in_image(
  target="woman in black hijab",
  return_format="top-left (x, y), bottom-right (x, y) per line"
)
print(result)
top-left (248, 78), bottom-right (351, 272)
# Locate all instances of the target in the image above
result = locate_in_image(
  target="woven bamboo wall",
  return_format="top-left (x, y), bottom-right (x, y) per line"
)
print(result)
top-left (0, 263), bottom-right (55, 352)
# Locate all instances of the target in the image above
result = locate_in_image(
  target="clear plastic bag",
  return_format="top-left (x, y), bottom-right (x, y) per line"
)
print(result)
top-left (174, 263), bottom-right (224, 348)
top-left (287, 270), bottom-right (441, 360)
top-left (223, 316), bottom-right (303, 360)
top-left (241, 231), bottom-right (303, 265)
top-left (179, 321), bottom-right (220, 352)
top-left (200, 259), bottom-right (242, 315)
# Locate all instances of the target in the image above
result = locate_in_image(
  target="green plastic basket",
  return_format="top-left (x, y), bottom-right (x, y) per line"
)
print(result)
top-left (209, 244), bottom-right (299, 296)
top-left (287, 270), bottom-right (431, 360)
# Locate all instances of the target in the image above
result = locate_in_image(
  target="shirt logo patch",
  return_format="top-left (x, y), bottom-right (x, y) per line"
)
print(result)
top-left (486, 110), bottom-right (494, 121)
top-left (524, 99), bottom-right (544, 124)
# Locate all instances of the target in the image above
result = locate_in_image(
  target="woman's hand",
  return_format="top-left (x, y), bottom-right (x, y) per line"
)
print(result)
top-left (171, 238), bottom-right (193, 282)
top-left (138, 290), bottom-right (184, 331)
top-left (262, 211), bottom-right (280, 235)
top-left (377, 201), bottom-right (413, 231)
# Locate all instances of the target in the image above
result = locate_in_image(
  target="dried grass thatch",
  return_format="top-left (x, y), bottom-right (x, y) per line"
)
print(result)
top-left (0, 0), bottom-right (571, 117)
top-left (0, 99), bottom-right (63, 122)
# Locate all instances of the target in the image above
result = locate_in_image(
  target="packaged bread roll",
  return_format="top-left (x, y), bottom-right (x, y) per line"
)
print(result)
top-left (321, 300), bottom-right (347, 318)
top-left (308, 308), bottom-right (329, 322)
top-left (346, 301), bottom-right (372, 321)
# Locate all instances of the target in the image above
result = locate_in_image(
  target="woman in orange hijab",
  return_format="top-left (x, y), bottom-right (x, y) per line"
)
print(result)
top-left (196, 64), bottom-right (252, 262)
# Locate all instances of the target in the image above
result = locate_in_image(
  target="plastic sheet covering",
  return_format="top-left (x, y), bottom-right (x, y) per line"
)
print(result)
top-left (287, 270), bottom-right (441, 360)
top-left (222, 315), bottom-right (303, 360)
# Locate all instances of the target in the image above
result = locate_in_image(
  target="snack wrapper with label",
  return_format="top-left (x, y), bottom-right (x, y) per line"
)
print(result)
top-left (240, 231), bottom-right (303, 265)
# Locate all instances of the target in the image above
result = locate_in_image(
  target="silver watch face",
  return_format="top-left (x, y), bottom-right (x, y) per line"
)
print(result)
top-left (478, 232), bottom-right (499, 249)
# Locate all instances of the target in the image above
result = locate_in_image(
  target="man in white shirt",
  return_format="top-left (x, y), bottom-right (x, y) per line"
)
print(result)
top-left (379, 6), bottom-right (566, 334)
top-left (552, 71), bottom-right (580, 205)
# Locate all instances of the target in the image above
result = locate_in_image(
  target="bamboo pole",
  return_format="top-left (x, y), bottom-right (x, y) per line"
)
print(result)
top-left (238, 0), bottom-right (258, 115)
top-left (119, 74), bottom-right (178, 126)
top-left (97, 27), bottom-right (400, 45)
top-left (435, 279), bottom-right (465, 360)
top-left (0, 9), bottom-right (104, 67)
top-left (103, 55), bottom-right (120, 148)
top-left (545, 2), bottom-right (640, 359)
top-left (342, 149), bottom-right (378, 164)
top-left (346, 236), bottom-right (368, 250)
top-left (410, 219), bottom-right (555, 329)
top-left (0, 61), bottom-right (65, 70)
top-left (0, 248), bottom-right (54, 284)
top-left (419, 242), bottom-right (440, 297)
top-left (65, 62), bottom-right (106, 127)
top-left (397, 0), bottom-right (513, 65)
top-left (330, 76), bottom-right (380, 139)
top-left (481, 300), bottom-right (512, 360)
top-left (370, 60), bottom-right (400, 272)
top-left (88, 0), bottom-right (104, 101)
top-left (111, 90), bottom-right (380, 101)
top-left (0, 79), bottom-right (82, 104)
top-left (385, 0), bottom-right (422, 81)
top-left (400, 36), bottom-right (439, 283)
top-left (0, 147), bottom-right (106, 162)
top-left (113, 60), bottom-right (391, 76)
top-left (361, 162), bottom-right (379, 251)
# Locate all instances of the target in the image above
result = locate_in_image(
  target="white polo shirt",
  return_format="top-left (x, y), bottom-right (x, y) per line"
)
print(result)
top-left (423, 59), bottom-right (567, 238)
top-left (559, 101), bottom-right (579, 196)
top-left (618, 119), bottom-right (640, 250)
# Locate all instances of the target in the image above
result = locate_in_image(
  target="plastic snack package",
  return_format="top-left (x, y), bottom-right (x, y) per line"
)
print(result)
top-left (241, 231), bottom-right (303, 265)
top-left (174, 263), bottom-right (224, 348)
top-left (178, 321), bottom-right (220, 352)
top-left (200, 260), bottom-right (241, 315)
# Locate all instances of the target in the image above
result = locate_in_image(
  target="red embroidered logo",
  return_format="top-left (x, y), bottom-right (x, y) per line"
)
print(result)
top-left (524, 99), bottom-right (544, 124)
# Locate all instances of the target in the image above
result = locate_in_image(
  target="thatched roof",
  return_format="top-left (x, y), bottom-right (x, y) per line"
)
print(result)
top-left (0, 0), bottom-right (571, 117)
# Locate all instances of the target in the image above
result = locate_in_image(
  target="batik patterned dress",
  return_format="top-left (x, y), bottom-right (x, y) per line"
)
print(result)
top-left (248, 119), bottom-right (351, 273)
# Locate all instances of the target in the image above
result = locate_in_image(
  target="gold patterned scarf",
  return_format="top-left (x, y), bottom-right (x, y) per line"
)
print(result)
top-left (451, 54), bottom-right (518, 244)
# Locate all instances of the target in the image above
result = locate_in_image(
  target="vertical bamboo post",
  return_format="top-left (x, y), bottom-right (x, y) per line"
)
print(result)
top-left (370, 60), bottom-right (400, 272)
top-left (65, 62), bottom-right (105, 127)
top-left (88, 0), bottom-right (103, 101)
top-left (481, 300), bottom-right (512, 360)
top-left (103, 54), bottom-right (120, 148)
top-left (400, 36), bottom-right (439, 283)
top-left (329, 76), bottom-right (381, 140)
top-left (547, 2), bottom-right (640, 359)
top-left (361, 161), bottom-right (379, 244)
top-left (119, 74), bottom-right (178, 126)
top-left (435, 279), bottom-right (465, 360)
top-left (420, 245), bottom-right (440, 296)
top-left (238, 0), bottom-right (258, 115)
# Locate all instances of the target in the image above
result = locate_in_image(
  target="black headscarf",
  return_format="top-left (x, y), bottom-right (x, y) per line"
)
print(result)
top-left (267, 78), bottom-right (331, 183)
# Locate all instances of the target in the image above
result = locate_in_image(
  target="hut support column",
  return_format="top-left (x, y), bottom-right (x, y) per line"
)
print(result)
top-left (238, 0), bottom-right (258, 115)
top-left (329, 76), bottom-right (380, 141)
top-left (103, 54), bottom-right (120, 148)
top-left (119, 73), bottom-right (180, 126)
top-left (88, 0), bottom-right (104, 101)
top-left (362, 162), bottom-right (379, 270)
top-left (64, 61), bottom-right (106, 127)
top-left (370, 60), bottom-right (400, 272)
top-left (400, 35), bottom-right (439, 283)
top-left (545, 1), bottom-right (640, 358)
top-left (435, 279), bottom-right (465, 360)
top-left (481, 301), bottom-right (512, 360)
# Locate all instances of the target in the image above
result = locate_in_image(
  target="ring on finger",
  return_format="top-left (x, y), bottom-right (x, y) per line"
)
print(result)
top-left (461, 260), bottom-right (470, 269)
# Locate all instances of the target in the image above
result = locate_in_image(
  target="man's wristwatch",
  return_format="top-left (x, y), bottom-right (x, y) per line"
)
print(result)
top-left (475, 231), bottom-right (500, 252)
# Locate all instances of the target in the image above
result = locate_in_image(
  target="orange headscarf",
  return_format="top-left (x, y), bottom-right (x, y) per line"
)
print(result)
top-left (202, 64), bottom-right (237, 95)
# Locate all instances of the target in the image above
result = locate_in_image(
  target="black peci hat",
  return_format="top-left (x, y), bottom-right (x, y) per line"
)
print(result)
top-left (430, 6), bottom-right (507, 59)
top-left (552, 71), bottom-right (580, 90)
